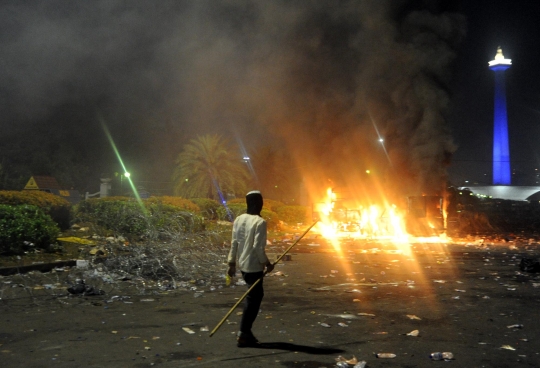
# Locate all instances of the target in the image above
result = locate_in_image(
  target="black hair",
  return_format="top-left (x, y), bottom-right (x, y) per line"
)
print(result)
top-left (246, 191), bottom-right (263, 216)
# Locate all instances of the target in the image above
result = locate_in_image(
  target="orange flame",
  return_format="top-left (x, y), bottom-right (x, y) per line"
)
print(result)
top-left (313, 188), bottom-right (449, 249)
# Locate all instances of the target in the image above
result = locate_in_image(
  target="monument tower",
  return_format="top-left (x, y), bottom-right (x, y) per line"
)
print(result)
top-left (488, 47), bottom-right (512, 185)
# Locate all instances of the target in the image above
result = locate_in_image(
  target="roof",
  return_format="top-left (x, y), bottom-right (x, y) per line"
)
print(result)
top-left (24, 176), bottom-right (62, 190)
top-left (460, 186), bottom-right (540, 201)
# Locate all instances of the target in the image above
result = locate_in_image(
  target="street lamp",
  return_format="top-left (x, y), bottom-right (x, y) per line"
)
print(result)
top-left (120, 172), bottom-right (130, 195)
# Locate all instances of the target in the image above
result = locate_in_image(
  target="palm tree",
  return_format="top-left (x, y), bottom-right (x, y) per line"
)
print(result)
top-left (172, 135), bottom-right (250, 200)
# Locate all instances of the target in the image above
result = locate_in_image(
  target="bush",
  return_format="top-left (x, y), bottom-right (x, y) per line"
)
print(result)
top-left (0, 190), bottom-right (71, 229)
top-left (0, 204), bottom-right (60, 255)
top-left (275, 205), bottom-right (309, 225)
top-left (261, 209), bottom-right (279, 230)
top-left (145, 202), bottom-right (205, 237)
top-left (92, 196), bottom-right (131, 202)
top-left (190, 198), bottom-right (220, 220)
top-left (145, 196), bottom-right (200, 212)
top-left (217, 203), bottom-right (246, 221)
top-left (262, 199), bottom-right (286, 212)
top-left (227, 197), bottom-right (285, 213)
top-left (227, 198), bottom-right (245, 205)
top-left (73, 198), bottom-right (204, 239)
top-left (216, 203), bottom-right (279, 230)
top-left (74, 198), bottom-right (142, 235)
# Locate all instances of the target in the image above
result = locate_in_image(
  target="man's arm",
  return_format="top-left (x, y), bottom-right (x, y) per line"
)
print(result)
top-left (227, 222), bottom-right (239, 277)
top-left (254, 221), bottom-right (274, 273)
top-left (227, 262), bottom-right (236, 277)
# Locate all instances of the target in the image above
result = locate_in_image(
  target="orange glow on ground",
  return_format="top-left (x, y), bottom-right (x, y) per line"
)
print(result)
top-left (307, 187), bottom-right (456, 313)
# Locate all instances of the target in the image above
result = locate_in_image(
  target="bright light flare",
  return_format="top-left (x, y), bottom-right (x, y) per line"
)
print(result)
top-left (100, 118), bottom-right (146, 214)
top-left (310, 187), bottom-right (455, 316)
top-left (313, 188), bottom-right (450, 250)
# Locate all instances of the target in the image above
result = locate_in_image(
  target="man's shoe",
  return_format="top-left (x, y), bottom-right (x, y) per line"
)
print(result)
top-left (236, 333), bottom-right (259, 347)
top-left (237, 336), bottom-right (259, 347)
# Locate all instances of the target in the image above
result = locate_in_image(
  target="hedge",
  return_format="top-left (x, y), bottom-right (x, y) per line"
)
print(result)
top-left (227, 197), bottom-right (285, 213)
top-left (0, 190), bottom-right (71, 229)
top-left (0, 204), bottom-right (60, 255)
top-left (217, 203), bottom-right (279, 229)
top-left (275, 205), bottom-right (309, 225)
top-left (145, 196), bottom-right (200, 212)
top-left (190, 198), bottom-right (220, 220)
top-left (217, 203), bottom-right (245, 221)
top-left (262, 199), bottom-right (286, 212)
top-left (261, 209), bottom-right (279, 229)
top-left (73, 198), bottom-right (204, 238)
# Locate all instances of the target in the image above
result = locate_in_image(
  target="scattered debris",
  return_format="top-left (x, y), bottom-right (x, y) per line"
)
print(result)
top-left (324, 314), bottom-right (359, 320)
top-left (335, 355), bottom-right (358, 364)
top-left (406, 315), bottom-right (421, 320)
top-left (507, 324), bottom-right (523, 329)
top-left (519, 258), bottom-right (540, 273)
top-left (375, 352), bottom-right (396, 358)
top-left (430, 352), bottom-right (454, 361)
top-left (67, 280), bottom-right (104, 296)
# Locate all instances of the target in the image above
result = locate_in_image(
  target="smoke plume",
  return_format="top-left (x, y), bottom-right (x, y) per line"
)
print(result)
top-left (0, 0), bottom-right (465, 199)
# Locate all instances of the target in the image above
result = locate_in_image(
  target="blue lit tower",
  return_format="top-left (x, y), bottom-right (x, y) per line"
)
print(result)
top-left (488, 47), bottom-right (512, 185)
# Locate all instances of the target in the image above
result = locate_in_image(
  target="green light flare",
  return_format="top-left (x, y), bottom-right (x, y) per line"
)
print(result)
top-left (100, 118), bottom-right (147, 214)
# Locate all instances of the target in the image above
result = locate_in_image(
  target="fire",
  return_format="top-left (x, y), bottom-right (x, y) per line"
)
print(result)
top-left (309, 187), bottom-right (453, 315)
top-left (313, 188), bottom-right (449, 247)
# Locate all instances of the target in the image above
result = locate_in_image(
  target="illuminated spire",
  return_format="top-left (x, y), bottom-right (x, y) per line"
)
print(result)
top-left (489, 46), bottom-right (512, 185)
top-left (489, 46), bottom-right (512, 67)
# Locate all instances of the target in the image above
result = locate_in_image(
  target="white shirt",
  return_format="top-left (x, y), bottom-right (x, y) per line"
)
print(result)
top-left (227, 214), bottom-right (269, 273)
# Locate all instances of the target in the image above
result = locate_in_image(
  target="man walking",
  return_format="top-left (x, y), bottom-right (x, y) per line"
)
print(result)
top-left (227, 190), bottom-right (274, 347)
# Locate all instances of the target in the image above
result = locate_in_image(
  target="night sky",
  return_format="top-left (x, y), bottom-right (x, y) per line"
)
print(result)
top-left (0, 0), bottom-right (539, 198)
top-left (449, 0), bottom-right (540, 186)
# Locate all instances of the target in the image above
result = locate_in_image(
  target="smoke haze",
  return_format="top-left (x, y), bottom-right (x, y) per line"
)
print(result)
top-left (0, 0), bottom-right (465, 200)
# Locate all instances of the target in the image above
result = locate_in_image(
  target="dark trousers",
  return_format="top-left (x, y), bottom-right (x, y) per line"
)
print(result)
top-left (240, 271), bottom-right (264, 334)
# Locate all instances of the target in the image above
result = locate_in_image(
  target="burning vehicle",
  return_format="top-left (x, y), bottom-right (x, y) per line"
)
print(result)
top-left (311, 188), bottom-right (447, 242)
top-left (405, 195), bottom-right (445, 236)
top-left (312, 188), bottom-right (408, 241)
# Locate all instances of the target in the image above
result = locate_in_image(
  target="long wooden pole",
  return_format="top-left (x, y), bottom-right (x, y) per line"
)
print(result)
top-left (209, 220), bottom-right (318, 337)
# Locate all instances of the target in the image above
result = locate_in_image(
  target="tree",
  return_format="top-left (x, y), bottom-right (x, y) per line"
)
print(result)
top-left (172, 135), bottom-right (249, 200)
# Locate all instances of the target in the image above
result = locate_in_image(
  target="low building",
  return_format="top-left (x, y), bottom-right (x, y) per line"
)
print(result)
top-left (460, 186), bottom-right (540, 201)
top-left (23, 176), bottom-right (81, 204)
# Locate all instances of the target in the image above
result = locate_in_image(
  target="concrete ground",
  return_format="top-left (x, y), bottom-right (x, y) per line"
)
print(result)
top-left (1, 237), bottom-right (539, 368)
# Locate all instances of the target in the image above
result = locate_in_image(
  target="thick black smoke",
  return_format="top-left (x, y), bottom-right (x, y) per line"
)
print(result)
top-left (0, 0), bottom-right (465, 200)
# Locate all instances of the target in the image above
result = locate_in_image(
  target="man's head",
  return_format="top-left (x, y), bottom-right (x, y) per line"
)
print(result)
top-left (246, 190), bottom-right (263, 216)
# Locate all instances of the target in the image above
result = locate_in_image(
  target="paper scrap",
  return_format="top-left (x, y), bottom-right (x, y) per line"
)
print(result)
top-left (406, 314), bottom-right (422, 320)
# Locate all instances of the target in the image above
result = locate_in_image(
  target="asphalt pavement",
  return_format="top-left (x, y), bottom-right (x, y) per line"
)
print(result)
top-left (1, 237), bottom-right (539, 367)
